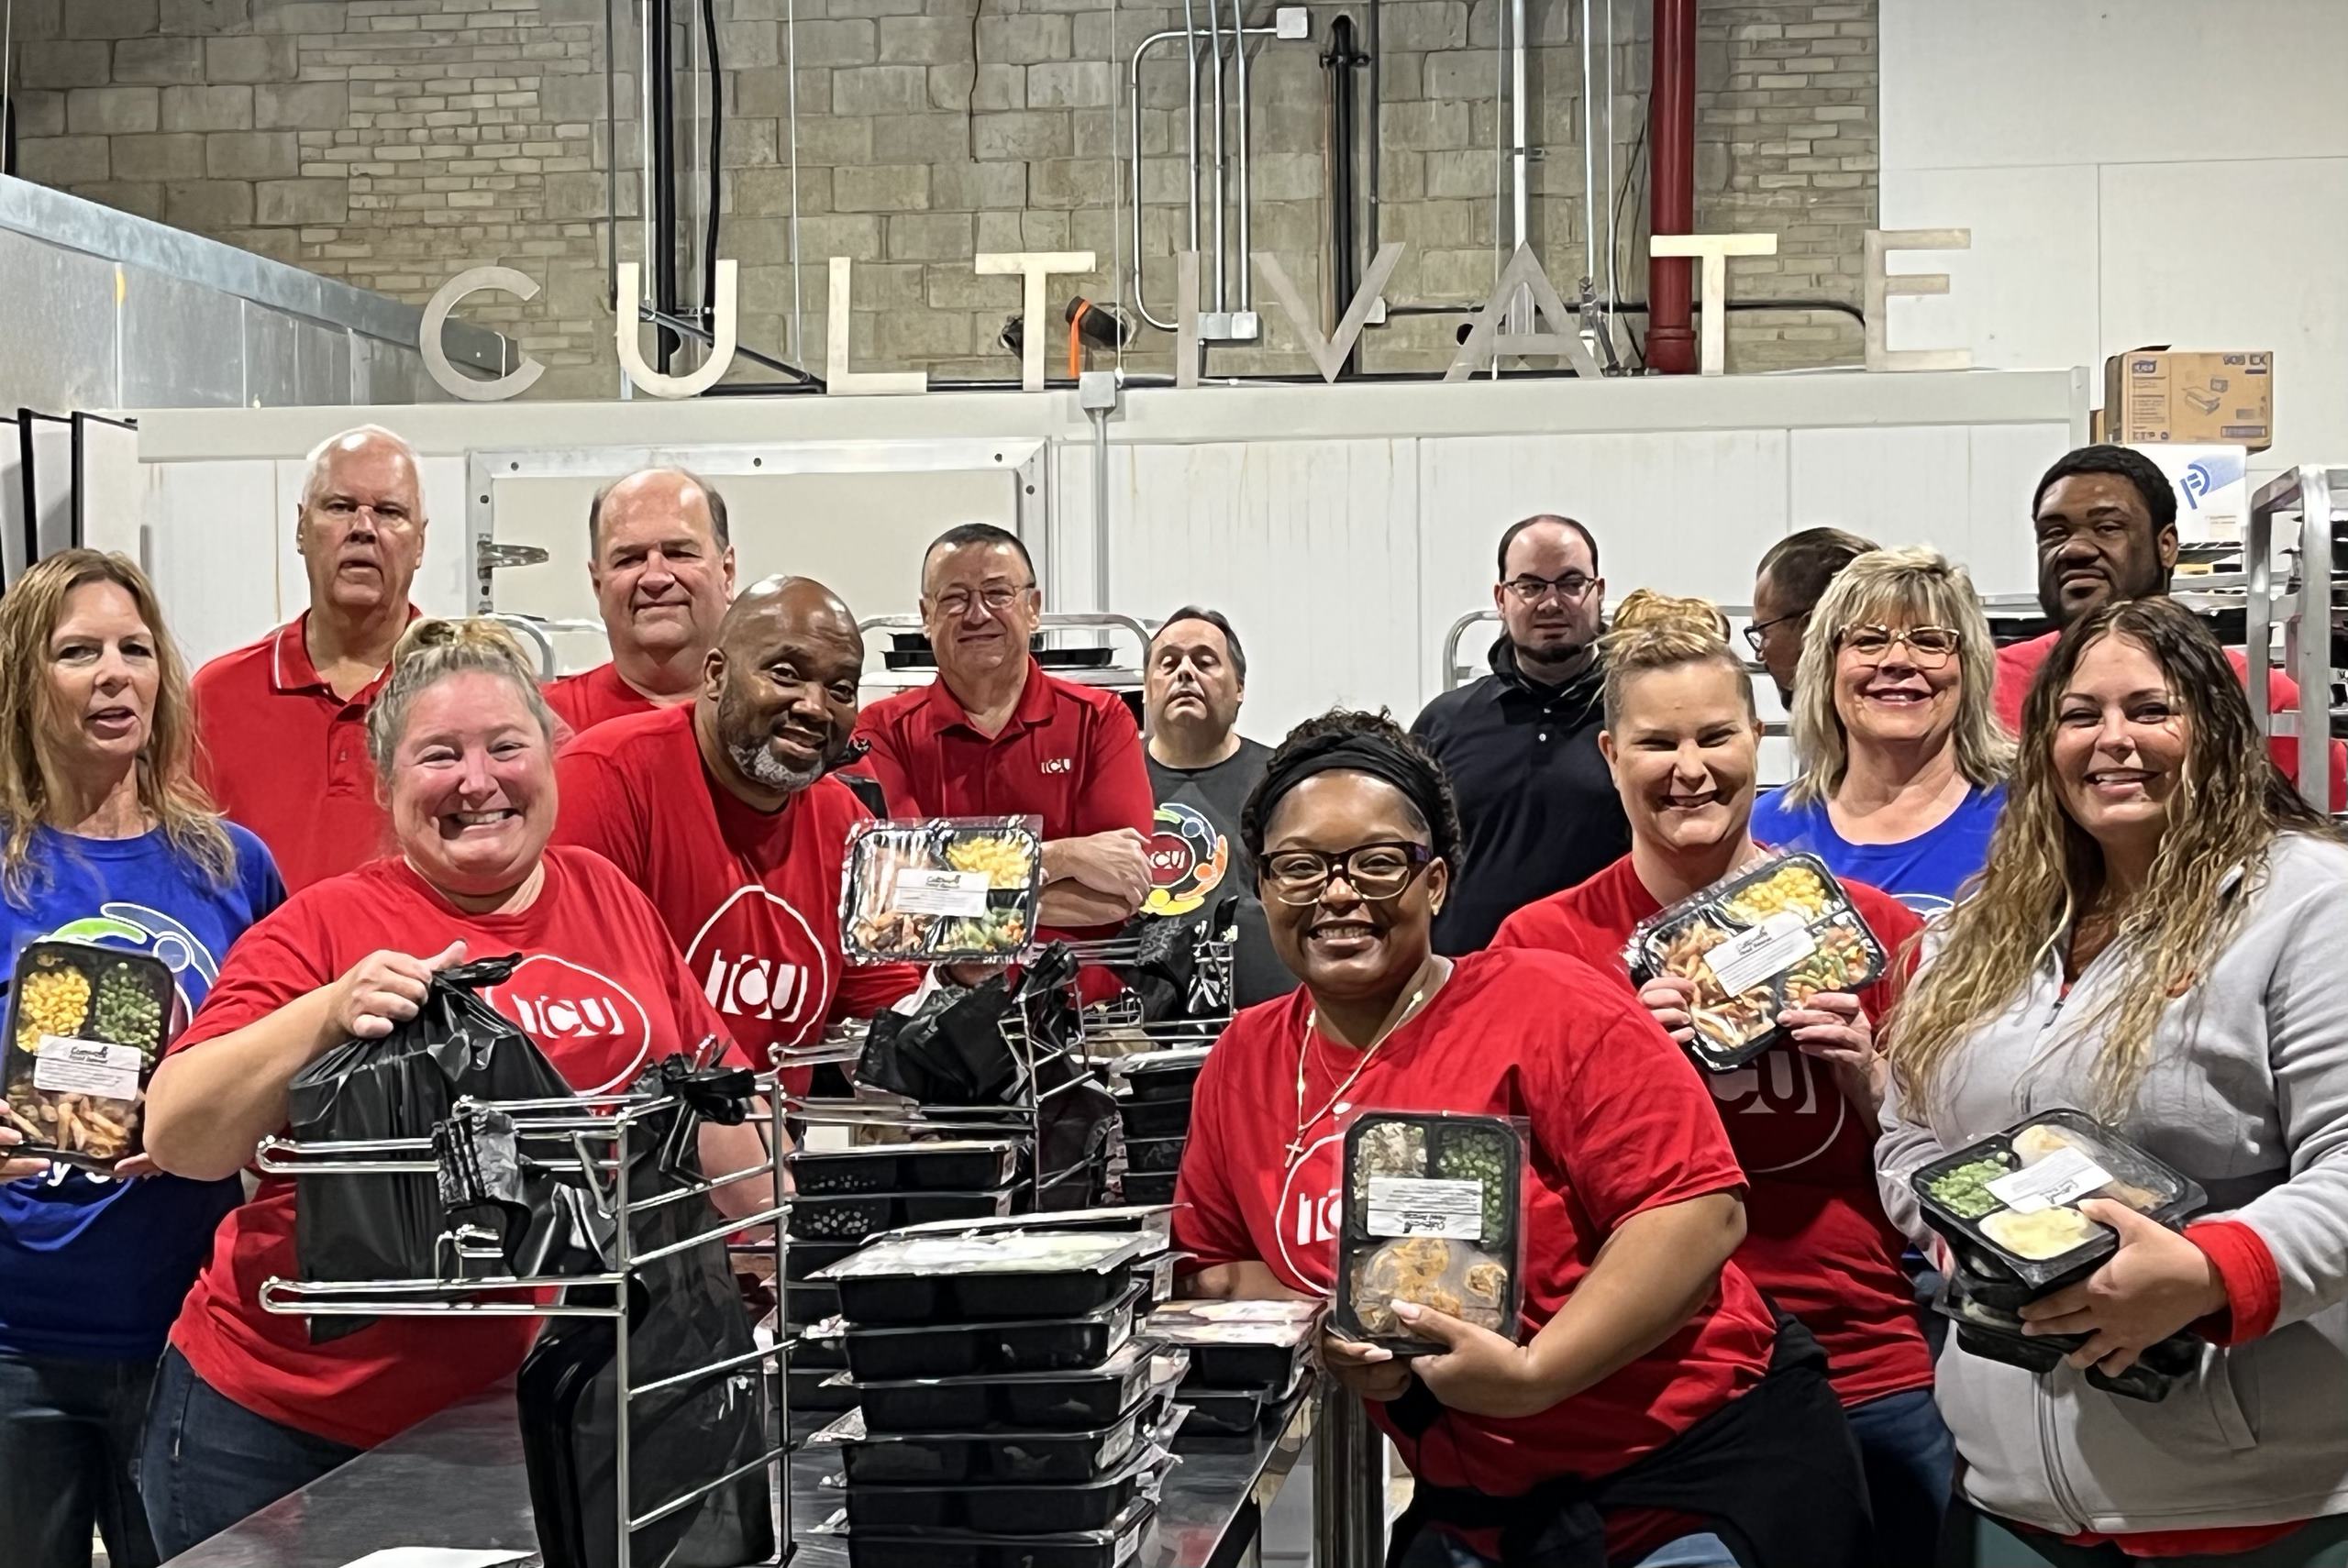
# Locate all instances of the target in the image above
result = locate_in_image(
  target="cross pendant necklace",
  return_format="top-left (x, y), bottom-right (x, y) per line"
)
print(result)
top-left (1284, 974), bottom-right (1434, 1166)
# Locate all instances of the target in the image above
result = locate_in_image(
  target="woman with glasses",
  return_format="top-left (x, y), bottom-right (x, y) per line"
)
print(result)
top-left (1752, 548), bottom-right (2010, 921)
top-left (1173, 709), bottom-right (1870, 1568)
top-left (1494, 592), bottom-right (1947, 1566)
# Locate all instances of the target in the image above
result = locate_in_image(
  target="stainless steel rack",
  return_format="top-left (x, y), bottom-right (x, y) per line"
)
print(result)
top-left (253, 1075), bottom-right (795, 1568)
top-left (2244, 465), bottom-right (2347, 809)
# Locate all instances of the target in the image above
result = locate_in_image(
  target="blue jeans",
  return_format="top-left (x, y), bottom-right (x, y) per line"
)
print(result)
top-left (0, 1349), bottom-right (160, 1568)
top-left (1846, 1386), bottom-right (1955, 1566)
top-left (1396, 1526), bottom-right (1738, 1567)
top-left (1956, 1501), bottom-right (2348, 1567)
top-left (138, 1346), bottom-right (363, 1560)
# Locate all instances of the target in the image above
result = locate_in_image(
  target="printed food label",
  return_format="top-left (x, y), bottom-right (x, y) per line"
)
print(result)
top-left (31, 1036), bottom-right (142, 1101)
top-left (1366, 1176), bottom-right (1486, 1239)
top-left (1988, 1147), bottom-right (2113, 1214)
top-left (890, 868), bottom-right (991, 918)
top-left (1707, 911), bottom-right (1818, 996)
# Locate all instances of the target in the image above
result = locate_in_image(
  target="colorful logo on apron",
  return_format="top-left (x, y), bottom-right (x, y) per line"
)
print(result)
top-left (1142, 801), bottom-right (1229, 919)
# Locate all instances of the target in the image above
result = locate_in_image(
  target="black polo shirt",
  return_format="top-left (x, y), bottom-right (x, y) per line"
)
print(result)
top-left (1410, 637), bottom-right (1629, 954)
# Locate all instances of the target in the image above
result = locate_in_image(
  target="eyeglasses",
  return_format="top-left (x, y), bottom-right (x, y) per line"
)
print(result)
top-left (932, 582), bottom-right (1035, 618)
top-left (1838, 624), bottom-right (1961, 668)
top-left (1741, 610), bottom-right (1809, 653)
top-left (1259, 842), bottom-right (1434, 906)
top-left (1501, 573), bottom-right (1600, 605)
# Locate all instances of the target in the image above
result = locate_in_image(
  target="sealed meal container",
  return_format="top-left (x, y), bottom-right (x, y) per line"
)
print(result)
top-left (843, 1282), bottom-right (1145, 1383)
top-left (788, 1184), bottom-right (1020, 1243)
top-left (1934, 1270), bottom-right (2197, 1404)
top-left (1116, 1094), bottom-right (1192, 1142)
top-left (1911, 1109), bottom-right (2207, 1295)
top-left (810, 1497), bottom-right (1158, 1568)
top-left (1623, 853), bottom-right (1888, 1073)
top-left (816, 1232), bottom-right (1154, 1326)
top-left (814, 1403), bottom-right (1147, 1485)
top-left (785, 1280), bottom-right (842, 1331)
top-left (1120, 1169), bottom-right (1178, 1205)
top-left (1123, 1134), bottom-right (1186, 1175)
top-left (850, 1342), bottom-right (1181, 1434)
top-left (1145, 1299), bottom-right (1318, 1389)
top-left (838, 1447), bottom-right (1168, 1537)
top-left (1177, 1362), bottom-right (1303, 1441)
top-left (788, 1239), bottom-right (865, 1284)
top-left (1115, 1046), bottom-right (1210, 1103)
top-left (3, 942), bottom-right (176, 1172)
top-left (882, 1205), bottom-right (1177, 1246)
top-left (841, 817), bottom-right (1044, 965)
top-left (787, 1138), bottom-right (1023, 1196)
top-left (1333, 1111), bottom-right (1525, 1354)
top-left (788, 1364), bottom-right (862, 1415)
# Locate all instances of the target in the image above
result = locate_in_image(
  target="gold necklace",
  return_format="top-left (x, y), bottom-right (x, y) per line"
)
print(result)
top-left (1285, 967), bottom-right (1438, 1165)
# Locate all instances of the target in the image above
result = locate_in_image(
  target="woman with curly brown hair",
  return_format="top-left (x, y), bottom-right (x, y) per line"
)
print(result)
top-left (1880, 596), bottom-right (2348, 1564)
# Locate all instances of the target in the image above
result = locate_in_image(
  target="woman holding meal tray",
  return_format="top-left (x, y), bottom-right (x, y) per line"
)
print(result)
top-left (1878, 596), bottom-right (2348, 1564)
top-left (1171, 709), bottom-right (1871, 1568)
top-left (137, 618), bottom-right (777, 1558)
top-left (1489, 590), bottom-right (1948, 1565)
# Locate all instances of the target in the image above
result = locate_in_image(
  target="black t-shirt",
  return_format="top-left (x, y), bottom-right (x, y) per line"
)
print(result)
top-left (1144, 738), bottom-right (1297, 1009)
top-left (1411, 641), bottom-right (1630, 955)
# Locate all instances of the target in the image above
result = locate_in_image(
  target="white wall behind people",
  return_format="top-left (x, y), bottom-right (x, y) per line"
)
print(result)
top-left (1882, 0), bottom-right (2348, 491)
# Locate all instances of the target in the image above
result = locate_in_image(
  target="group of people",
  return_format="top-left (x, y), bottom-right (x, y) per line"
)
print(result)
top-left (0, 422), bottom-right (2341, 1568)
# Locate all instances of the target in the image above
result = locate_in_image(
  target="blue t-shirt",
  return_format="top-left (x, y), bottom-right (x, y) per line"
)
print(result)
top-left (1751, 783), bottom-right (2006, 921)
top-left (0, 823), bottom-right (283, 1361)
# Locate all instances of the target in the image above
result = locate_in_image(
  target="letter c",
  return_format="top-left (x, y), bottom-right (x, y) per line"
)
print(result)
top-left (421, 266), bottom-right (546, 403)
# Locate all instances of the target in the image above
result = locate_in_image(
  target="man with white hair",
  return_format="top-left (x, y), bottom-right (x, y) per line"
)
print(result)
top-left (192, 425), bottom-right (427, 889)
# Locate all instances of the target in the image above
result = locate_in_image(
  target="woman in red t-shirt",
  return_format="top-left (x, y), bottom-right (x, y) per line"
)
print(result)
top-left (1490, 591), bottom-right (1947, 1564)
top-left (138, 620), bottom-right (776, 1559)
top-left (1173, 710), bottom-right (1868, 1568)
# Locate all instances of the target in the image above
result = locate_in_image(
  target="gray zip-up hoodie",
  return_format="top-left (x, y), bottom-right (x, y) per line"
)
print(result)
top-left (1877, 831), bottom-right (2348, 1538)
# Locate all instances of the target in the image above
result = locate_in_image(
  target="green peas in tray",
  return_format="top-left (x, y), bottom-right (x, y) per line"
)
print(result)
top-left (2, 941), bottom-right (177, 1172)
top-left (1335, 1111), bottom-right (1528, 1354)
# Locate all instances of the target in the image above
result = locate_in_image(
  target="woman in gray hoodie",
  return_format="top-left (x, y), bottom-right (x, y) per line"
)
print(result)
top-left (1877, 596), bottom-right (2348, 1563)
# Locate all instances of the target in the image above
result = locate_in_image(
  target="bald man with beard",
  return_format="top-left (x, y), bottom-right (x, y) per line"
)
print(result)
top-left (553, 577), bottom-right (920, 1080)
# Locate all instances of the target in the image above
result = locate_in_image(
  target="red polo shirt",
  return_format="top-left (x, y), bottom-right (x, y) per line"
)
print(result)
top-left (541, 661), bottom-right (662, 736)
top-left (191, 613), bottom-right (406, 893)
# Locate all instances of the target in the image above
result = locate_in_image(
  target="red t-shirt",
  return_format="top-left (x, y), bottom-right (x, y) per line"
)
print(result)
top-left (163, 846), bottom-right (747, 1450)
top-left (1995, 631), bottom-right (2346, 809)
top-left (1173, 948), bottom-right (1776, 1500)
top-left (541, 661), bottom-right (664, 736)
top-left (551, 704), bottom-right (922, 1076)
top-left (192, 613), bottom-right (406, 892)
top-left (1491, 855), bottom-right (1933, 1409)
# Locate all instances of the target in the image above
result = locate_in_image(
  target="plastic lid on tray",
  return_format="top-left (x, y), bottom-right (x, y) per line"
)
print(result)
top-left (814, 1231), bottom-right (1151, 1282)
top-left (1146, 1299), bottom-right (1320, 1349)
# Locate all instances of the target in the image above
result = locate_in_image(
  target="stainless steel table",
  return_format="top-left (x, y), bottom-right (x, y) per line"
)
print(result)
top-left (165, 1383), bottom-right (1316, 1568)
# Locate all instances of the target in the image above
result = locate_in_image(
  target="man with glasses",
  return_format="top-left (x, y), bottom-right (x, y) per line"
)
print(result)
top-left (1748, 526), bottom-right (1876, 705)
top-left (856, 523), bottom-right (1155, 931)
top-left (1411, 513), bottom-right (1628, 953)
top-left (191, 425), bottom-right (427, 889)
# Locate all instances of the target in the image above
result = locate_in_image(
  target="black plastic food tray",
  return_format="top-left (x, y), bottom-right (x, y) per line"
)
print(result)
top-left (1122, 1170), bottom-right (1178, 1204)
top-left (789, 1140), bottom-right (1023, 1196)
top-left (788, 1185), bottom-right (1020, 1242)
top-left (1117, 1095), bottom-right (1191, 1141)
top-left (840, 820), bottom-right (1045, 965)
top-left (1124, 1134), bottom-right (1186, 1175)
top-left (2, 941), bottom-right (176, 1172)
top-left (853, 1341), bottom-right (1162, 1433)
top-left (787, 1364), bottom-right (861, 1414)
top-left (843, 1283), bottom-right (1145, 1383)
top-left (825, 1500), bottom-right (1155, 1568)
top-left (1911, 1110), bottom-right (2207, 1295)
top-left (1146, 1303), bottom-right (1316, 1390)
top-left (1335, 1112), bottom-right (1523, 1354)
top-left (840, 1459), bottom-right (1157, 1536)
top-left (819, 1405), bottom-right (1146, 1485)
top-left (1176, 1384), bottom-right (1267, 1437)
top-left (788, 1240), bottom-right (864, 1284)
top-left (821, 1234), bottom-right (1154, 1327)
top-left (1624, 853), bottom-right (1888, 1073)
top-left (785, 1281), bottom-right (841, 1331)
top-left (1118, 1049), bottom-right (1207, 1102)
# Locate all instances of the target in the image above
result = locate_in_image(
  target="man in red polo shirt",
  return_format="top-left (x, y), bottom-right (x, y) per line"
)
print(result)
top-left (191, 425), bottom-right (426, 890)
top-left (541, 466), bottom-right (737, 734)
top-left (855, 525), bottom-right (1154, 930)
top-left (553, 576), bottom-right (921, 1074)
top-left (2000, 444), bottom-right (2345, 806)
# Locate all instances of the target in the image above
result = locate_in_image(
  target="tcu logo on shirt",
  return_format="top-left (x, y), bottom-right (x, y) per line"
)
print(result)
top-left (482, 955), bottom-right (653, 1095)
top-left (685, 884), bottom-right (832, 1052)
top-left (1039, 756), bottom-right (1074, 776)
top-left (1707, 1050), bottom-right (1846, 1176)
top-left (1273, 1132), bottom-right (1344, 1292)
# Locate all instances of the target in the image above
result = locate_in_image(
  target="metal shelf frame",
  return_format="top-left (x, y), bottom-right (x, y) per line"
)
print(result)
top-left (2245, 465), bottom-right (2348, 808)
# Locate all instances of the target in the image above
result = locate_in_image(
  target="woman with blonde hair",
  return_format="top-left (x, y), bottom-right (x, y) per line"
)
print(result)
top-left (1879, 597), bottom-right (2348, 1564)
top-left (1753, 547), bottom-right (2010, 920)
top-left (1496, 590), bottom-right (1948, 1565)
top-left (138, 617), bottom-right (778, 1557)
top-left (0, 550), bottom-right (283, 1568)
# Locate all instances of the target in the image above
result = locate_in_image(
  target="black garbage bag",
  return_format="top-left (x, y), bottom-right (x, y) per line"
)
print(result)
top-left (518, 1057), bottom-right (775, 1568)
top-left (286, 955), bottom-right (599, 1342)
top-left (1112, 896), bottom-right (1242, 1022)
top-left (857, 977), bottom-right (1023, 1105)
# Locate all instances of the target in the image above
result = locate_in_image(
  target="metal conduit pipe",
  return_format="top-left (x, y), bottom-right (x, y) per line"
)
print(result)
top-left (1646, 0), bottom-right (1699, 373)
top-left (1127, 24), bottom-right (1279, 332)
top-left (1204, 0), bottom-right (1228, 313)
top-left (1579, 0), bottom-right (1598, 290)
top-left (1324, 16), bottom-right (1368, 378)
top-left (1234, 0), bottom-right (1252, 312)
top-left (1506, 0), bottom-right (1530, 332)
top-left (1181, 0), bottom-right (1203, 264)
top-left (647, 0), bottom-right (681, 372)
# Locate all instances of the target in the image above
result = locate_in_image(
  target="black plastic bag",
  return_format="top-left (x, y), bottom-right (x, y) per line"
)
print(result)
top-left (518, 1058), bottom-right (774, 1568)
top-left (286, 955), bottom-right (594, 1342)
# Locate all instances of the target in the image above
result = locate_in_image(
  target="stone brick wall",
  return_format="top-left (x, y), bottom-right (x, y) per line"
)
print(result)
top-left (6, 0), bottom-right (1875, 392)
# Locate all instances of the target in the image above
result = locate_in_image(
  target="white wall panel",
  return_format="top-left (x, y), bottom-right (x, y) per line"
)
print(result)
top-left (1966, 425), bottom-right (2076, 597)
top-left (147, 460), bottom-right (282, 668)
top-left (1877, 165), bottom-right (2100, 373)
top-left (1113, 439), bottom-right (1420, 742)
top-left (1784, 423), bottom-right (2066, 600)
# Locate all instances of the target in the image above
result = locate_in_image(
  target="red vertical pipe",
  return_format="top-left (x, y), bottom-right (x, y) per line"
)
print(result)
top-left (1645, 0), bottom-right (1698, 374)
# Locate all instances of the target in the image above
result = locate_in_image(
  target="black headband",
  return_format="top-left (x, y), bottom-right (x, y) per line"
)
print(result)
top-left (1256, 735), bottom-right (1442, 848)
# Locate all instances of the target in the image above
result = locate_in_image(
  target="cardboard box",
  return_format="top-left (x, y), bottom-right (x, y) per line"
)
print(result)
top-left (2134, 444), bottom-right (2247, 546)
top-left (2103, 348), bottom-right (2272, 451)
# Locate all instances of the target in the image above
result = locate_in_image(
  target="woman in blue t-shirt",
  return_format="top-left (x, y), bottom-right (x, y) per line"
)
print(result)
top-left (1752, 547), bottom-right (2010, 920)
top-left (0, 550), bottom-right (282, 1568)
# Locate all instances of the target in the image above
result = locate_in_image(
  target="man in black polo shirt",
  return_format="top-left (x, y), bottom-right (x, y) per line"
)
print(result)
top-left (1412, 513), bottom-right (1628, 953)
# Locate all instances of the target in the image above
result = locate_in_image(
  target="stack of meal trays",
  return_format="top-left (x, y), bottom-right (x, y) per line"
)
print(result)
top-left (1144, 1298), bottom-right (1317, 1444)
top-left (806, 1231), bottom-right (1188, 1568)
top-left (1111, 1047), bottom-right (1210, 1205)
top-left (1911, 1110), bottom-right (2208, 1402)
